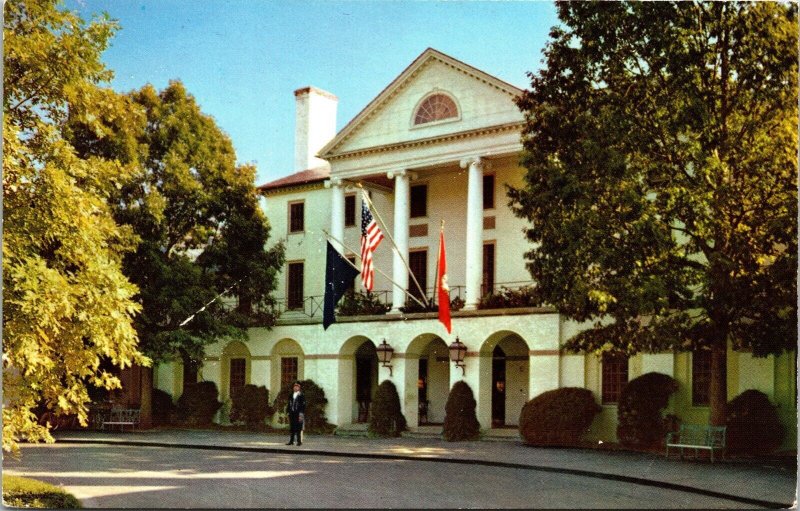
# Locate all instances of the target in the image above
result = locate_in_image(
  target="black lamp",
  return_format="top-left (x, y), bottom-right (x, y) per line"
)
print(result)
top-left (376, 339), bottom-right (394, 376)
top-left (448, 336), bottom-right (467, 376)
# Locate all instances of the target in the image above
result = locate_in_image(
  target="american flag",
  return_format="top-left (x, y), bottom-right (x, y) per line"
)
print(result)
top-left (360, 194), bottom-right (384, 291)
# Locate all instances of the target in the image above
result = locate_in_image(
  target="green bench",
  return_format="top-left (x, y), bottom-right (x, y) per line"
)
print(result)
top-left (665, 424), bottom-right (726, 462)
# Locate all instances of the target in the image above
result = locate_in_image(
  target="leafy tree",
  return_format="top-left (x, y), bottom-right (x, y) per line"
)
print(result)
top-left (3, 0), bottom-right (148, 452)
top-left (69, 80), bottom-right (284, 427)
top-left (510, 2), bottom-right (797, 425)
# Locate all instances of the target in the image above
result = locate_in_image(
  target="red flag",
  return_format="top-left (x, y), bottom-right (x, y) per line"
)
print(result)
top-left (437, 228), bottom-right (451, 333)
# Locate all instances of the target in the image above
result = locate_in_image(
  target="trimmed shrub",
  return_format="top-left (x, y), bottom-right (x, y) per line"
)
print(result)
top-left (274, 379), bottom-right (335, 434)
top-left (442, 381), bottom-right (480, 441)
top-left (176, 381), bottom-right (222, 426)
top-left (725, 389), bottom-right (784, 455)
top-left (368, 380), bottom-right (407, 437)
top-left (3, 475), bottom-right (82, 509)
top-left (519, 388), bottom-right (601, 446)
top-left (617, 372), bottom-right (679, 448)
top-left (230, 384), bottom-right (273, 429)
top-left (152, 388), bottom-right (177, 426)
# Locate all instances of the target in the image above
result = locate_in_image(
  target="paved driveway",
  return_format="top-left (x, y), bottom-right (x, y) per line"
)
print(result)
top-left (4, 442), bottom-right (789, 509)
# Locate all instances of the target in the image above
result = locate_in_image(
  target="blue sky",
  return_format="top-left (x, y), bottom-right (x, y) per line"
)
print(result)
top-left (69, 1), bottom-right (559, 185)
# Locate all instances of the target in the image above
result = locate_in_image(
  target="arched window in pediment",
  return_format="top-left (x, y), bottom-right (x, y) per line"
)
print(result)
top-left (413, 93), bottom-right (458, 125)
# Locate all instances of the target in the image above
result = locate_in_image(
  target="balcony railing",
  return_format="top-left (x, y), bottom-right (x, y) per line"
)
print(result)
top-left (265, 281), bottom-right (539, 319)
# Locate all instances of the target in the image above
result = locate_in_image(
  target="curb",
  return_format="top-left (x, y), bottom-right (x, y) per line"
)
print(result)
top-left (56, 438), bottom-right (791, 509)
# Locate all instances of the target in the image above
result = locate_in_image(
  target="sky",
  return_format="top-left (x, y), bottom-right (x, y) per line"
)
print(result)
top-left (69, 1), bottom-right (560, 186)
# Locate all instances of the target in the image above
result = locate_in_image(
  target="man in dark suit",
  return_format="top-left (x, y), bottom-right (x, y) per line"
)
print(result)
top-left (286, 381), bottom-right (306, 446)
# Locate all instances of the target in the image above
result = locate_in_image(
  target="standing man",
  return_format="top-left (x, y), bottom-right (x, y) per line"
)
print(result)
top-left (286, 381), bottom-right (306, 446)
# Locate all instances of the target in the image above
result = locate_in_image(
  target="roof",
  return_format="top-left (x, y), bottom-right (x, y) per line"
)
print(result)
top-left (257, 166), bottom-right (330, 192)
top-left (318, 47), bottom-right (524, 159)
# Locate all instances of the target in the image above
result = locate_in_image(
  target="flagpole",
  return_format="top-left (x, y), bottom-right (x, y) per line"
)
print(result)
top-left (357, 184), bottom-right (430, 307)
top-left (434, 219), bottom-right (443, 308)
top-left (321, 229), bottom-right (428, 310)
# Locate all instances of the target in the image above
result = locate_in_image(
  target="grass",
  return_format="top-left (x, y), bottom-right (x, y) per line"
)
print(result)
top-left (2, 475), bottom-right (82, 509)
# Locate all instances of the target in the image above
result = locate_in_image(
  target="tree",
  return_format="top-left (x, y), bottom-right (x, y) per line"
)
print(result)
top-left (509, 1), bottom-right (797, 425)
top-left (3, 0), bottom-right (148, 452)
top-left (69, 81), bottom-right (284, 426)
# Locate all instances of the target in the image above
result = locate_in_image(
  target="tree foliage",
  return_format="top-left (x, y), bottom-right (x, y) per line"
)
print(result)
top-left (3, 0), bottom-right (148, 452)
top-left (69, 80), bottom-right (285, 364)
top-left (510, 1), bottom-right (797, 424)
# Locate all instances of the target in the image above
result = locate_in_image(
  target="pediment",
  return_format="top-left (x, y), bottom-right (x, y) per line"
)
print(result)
top-left (319, 48), bottom-right (525, 159)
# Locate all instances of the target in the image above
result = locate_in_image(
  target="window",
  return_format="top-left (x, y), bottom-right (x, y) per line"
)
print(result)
top-left (692, 350), bottom-right (712, 406)
top-left (601, 353), bottom-right (628, 404)
top-left (289, 202), bottom-right (304, 233)
top-left (408, 250), bottom-right (428, 302)
top-left (287, 262), bottom-right (304, 309)
top-left (345, 194), bottom-right (356, 226)
top-left (482, 243), bottom-right (495, 296)
top-left (410, 184), bottom-right (427, 218)
top-left (230, 358), bottom-right (246, 395)
top-left (281, 357), bottom-right (298, 391)
top-left (414, 94), bottom-right (458, 125)
top-left (483, 174), bottom-right (495, 209)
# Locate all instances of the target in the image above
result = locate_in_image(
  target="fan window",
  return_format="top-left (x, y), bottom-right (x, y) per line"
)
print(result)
top-left (414, 94), bottom-right (458, 125)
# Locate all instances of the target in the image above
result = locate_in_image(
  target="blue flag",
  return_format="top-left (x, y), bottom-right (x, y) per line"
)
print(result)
top-left (323, 241), bottom-right (360, 330)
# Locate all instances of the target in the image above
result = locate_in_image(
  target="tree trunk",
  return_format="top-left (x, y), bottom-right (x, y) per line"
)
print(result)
top-left (139, 365), bottom-right (153, 429)
top-left (237, 293), bottom-right (253, 315)
top-left (708, 341), bottom-right (728, 426)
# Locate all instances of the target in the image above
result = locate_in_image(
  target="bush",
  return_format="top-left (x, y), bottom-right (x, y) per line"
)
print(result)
top-left (617, 372), bottom-right (678, 448)
top-left (725, 389), bottom-right (784, 455)
top-left (230, 384), bottom-right (273, 429)
top-left (519, 387), bottom-right (601, 446)
top-left (176, 381), bottom-right (222, 426)
top-left (368, 380), bottom-right (407, 437)
top-left (3, 475), bottom-right (82, 509)
top-left (152, 388), bottom-right (177, 426)
top-left (338, 290), bottom-right (391, 316)
top-left (273, 379), bottom-right (335, 434)
top-left (478, 285), bottom-right (541, 309)
top-left (442, 381), bottom-right (480, 441)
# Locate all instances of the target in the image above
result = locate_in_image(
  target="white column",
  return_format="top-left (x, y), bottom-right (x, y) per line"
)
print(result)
top-left (325, 178), bottom-right (345, 254)
top-left (462, 157), bottom-right (484, 310)
top-left (388, 170), bottom-right (410, 313)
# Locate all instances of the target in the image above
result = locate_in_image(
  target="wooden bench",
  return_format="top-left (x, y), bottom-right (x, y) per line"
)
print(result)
top-left (665, 424), bottom-right (726, 462)
top-left (101, 408), bottom-right (140, 432)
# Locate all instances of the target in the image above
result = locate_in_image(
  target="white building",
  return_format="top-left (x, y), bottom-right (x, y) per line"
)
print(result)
top-left (154, 48), bottom-right (796, 443)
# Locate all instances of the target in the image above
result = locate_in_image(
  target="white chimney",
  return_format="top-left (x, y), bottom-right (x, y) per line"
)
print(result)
top-left (294, 86), bottom-right (337, 171)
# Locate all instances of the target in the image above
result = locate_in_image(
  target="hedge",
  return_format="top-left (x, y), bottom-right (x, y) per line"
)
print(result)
top-left (368, 380), bottom-right (407, 437)
top-left (442, 381), bottom-right (480, 441)
top-left (519, 387), bottom-right (601, 446)
top-left (176, 381), bottom-right (222, 426)
top-left (230, 384), bottom-right (272, 429)
top-left (725, 389), bottom-right (784, 455)
top-left (617, 372), bottom-right (678, 448)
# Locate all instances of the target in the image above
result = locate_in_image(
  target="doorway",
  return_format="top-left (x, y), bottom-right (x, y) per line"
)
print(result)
top-left (491, 345), bottom-right (506, 427)
top-left (354, 341), bottom-right (378, 423)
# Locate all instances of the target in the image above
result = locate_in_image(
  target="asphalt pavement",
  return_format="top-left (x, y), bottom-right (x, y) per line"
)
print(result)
top-left (41, 428), bottom-right (797, 508)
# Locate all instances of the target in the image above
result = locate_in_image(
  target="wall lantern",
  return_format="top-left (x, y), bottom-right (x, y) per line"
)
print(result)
top-left (376, 339), bottom-right (394, 376)
top-left (448, 336), bottom-right (467, 376)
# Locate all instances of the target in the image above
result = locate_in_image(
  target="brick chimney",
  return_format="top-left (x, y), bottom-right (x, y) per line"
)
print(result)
top-left (294, 86), bottom-right (337, 171)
